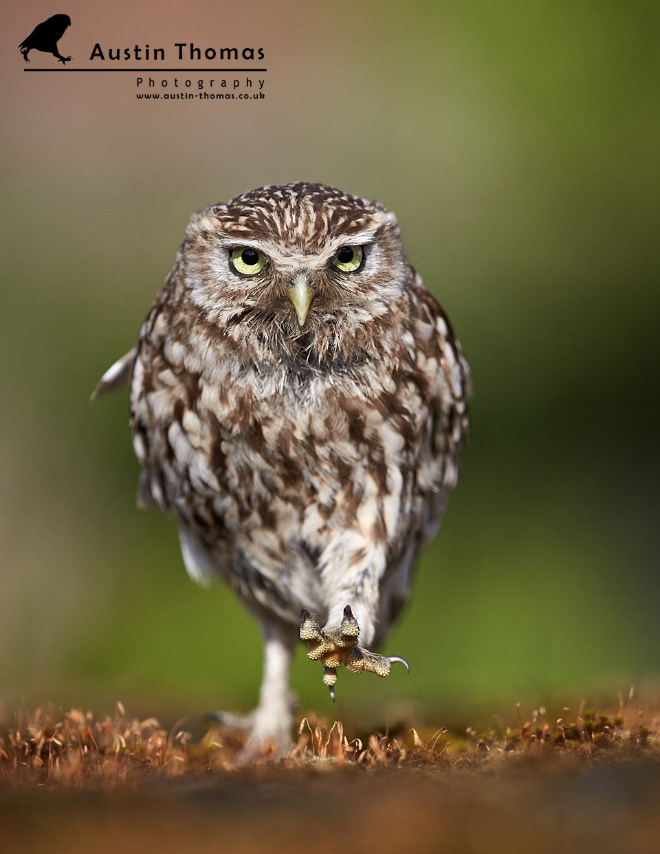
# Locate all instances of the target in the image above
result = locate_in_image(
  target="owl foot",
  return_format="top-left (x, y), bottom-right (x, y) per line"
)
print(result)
top-left (207, 708), bottom-right (294, 761)
top-left (300, 606), bottom-right (409, 701)
top-left (207, 709), bottom-right (255, 731)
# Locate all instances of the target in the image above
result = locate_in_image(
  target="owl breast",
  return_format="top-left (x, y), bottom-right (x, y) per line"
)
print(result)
top-left (131, 318), bottom-right (439, 626)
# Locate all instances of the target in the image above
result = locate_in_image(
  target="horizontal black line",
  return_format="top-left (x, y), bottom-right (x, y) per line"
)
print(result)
top-left (24, 68), bottom-right (268, 72)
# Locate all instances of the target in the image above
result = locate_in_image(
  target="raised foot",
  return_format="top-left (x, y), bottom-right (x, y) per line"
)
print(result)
top-left (300, 606), bottom-right (409, 701)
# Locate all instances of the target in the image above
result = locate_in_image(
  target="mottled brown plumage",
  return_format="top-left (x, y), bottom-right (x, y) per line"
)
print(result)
top-left (95, 183), bottom-right (470, 756)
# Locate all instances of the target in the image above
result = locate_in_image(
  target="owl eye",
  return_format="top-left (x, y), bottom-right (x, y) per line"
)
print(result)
top-left (229, 247), bottom-right (268, 276)
top-left (332, 245), bottom-right (365, 273)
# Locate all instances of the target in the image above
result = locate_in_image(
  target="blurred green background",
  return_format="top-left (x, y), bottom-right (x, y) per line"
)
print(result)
top-left (2, 0), bottom-right (659, 726)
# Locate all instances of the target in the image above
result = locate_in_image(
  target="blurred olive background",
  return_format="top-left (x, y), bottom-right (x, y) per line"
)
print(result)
top-left (2, 0), bottom-right (659, 726)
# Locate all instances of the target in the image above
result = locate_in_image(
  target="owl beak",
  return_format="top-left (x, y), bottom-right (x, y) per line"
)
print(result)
top-left (288, 274), bottom-right (313, 327)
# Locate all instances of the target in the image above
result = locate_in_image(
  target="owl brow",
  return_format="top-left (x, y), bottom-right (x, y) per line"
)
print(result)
top-left (216, 237), bottom-right (268, 250)
top-left (329, 227), bottom-right (382, 247)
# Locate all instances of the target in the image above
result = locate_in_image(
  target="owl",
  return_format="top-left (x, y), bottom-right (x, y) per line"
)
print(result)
top-left (94, 183), bottom-right (470, 757)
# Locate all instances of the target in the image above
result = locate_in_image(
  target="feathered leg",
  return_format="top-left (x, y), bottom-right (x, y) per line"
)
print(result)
top-left (214, 617), bottom-right (298, 760)
top-left (300, 536), bottom-right (409, 700)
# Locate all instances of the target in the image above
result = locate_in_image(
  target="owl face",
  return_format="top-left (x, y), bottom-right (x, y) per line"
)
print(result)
top-left (178, 184), bottom-right (411, 353)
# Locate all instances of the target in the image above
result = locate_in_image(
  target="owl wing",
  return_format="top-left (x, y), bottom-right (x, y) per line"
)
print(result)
top-left (92, 345), bottom-right (159, 510)
top-left (424, 288), bottom-right (470, 482)
top-left (415, 287), bottom-right (471, 543)
top-left (91, 347), bottom-right (137, 400)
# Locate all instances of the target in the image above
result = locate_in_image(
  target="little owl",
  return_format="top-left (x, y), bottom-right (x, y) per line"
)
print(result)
top-left (94, 183), bottom-right (470, 756)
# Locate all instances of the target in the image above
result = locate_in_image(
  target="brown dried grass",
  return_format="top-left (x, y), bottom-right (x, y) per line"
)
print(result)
top-left (1, 700), bottom-right (660, 854)
top-left (1, 698), bottom-right (658, 788)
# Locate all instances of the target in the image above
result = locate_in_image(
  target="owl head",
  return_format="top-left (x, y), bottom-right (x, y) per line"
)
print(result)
top-left (176, 183), bottom-right (413, 364)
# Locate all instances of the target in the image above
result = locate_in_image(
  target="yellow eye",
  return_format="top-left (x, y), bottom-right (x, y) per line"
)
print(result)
top-left (332, 245), bottom-right (364, 273)
top-left (229, 247), bottom-right (267, 276)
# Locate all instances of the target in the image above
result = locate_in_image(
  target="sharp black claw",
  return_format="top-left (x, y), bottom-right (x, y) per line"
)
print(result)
top-left (329, 684), bottom-right (336, 702)
top-left (343, 605), bottom-right (353, 617)
top-left (301, 608), bottom-right (311, 620)
top-left (387, 655), bottom-right (410, 673)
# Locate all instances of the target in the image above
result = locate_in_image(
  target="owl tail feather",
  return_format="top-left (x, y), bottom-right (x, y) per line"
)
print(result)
top-left (91, 347), bottom-right (137, 401)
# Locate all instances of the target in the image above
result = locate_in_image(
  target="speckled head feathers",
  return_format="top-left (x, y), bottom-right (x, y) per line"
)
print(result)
top-left (205, 182), bottom-right (398, 253)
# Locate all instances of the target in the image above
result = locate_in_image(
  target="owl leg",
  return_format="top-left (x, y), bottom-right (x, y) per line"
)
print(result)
top-left (212, 618), bottom-right (298, 760)
top-left (300, 606), bottom-right (409, 701)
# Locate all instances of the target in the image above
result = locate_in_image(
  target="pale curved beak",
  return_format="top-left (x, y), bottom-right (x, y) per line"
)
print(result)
top-left (288, 274), bottom-right (313, 327)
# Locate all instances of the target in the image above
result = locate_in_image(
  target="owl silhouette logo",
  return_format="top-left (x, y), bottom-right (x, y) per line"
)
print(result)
top-left (19, 14), bottom-right (72, 65)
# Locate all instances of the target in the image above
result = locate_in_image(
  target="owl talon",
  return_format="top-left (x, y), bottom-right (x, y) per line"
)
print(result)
top-left (300, 605), bottom-right (409, 698)
top-left (300, 609), bottom-right (324, 644)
